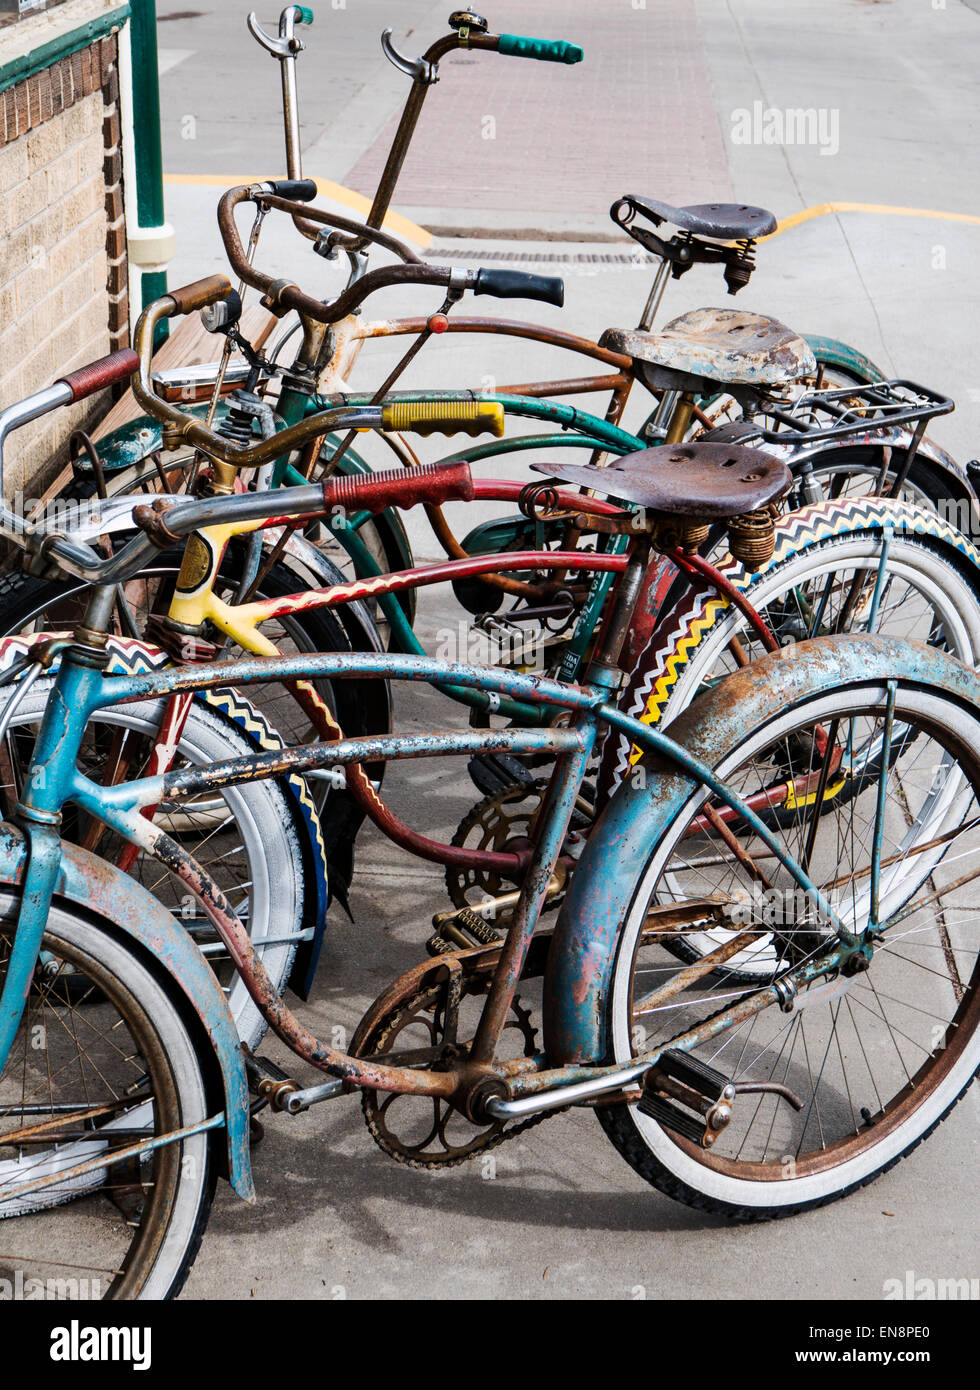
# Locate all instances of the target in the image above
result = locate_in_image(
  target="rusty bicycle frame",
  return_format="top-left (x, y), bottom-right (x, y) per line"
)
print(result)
top-left (126, 5), bottom-right (855, 610)
top-left (94, 278), bottom-right (781, 885)
top-left (0, 363), bottom-right (873, 1182)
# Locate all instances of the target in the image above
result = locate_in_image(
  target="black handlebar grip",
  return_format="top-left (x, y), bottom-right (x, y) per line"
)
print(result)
top-left (472, 268), bottom-right (565, 308)
top-left (266, 179), bottom-right (318, 202)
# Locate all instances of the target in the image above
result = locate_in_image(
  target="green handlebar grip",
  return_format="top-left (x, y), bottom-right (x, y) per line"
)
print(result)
top-left (498, 34), bottom-right (583, 64)
top-left (295, 6), bottom-right (314, 24)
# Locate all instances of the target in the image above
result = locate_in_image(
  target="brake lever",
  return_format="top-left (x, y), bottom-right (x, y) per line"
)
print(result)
top-left (246, 8), bottom-right (306, 59)
top-left (380, 27), bottom-right (439, 84)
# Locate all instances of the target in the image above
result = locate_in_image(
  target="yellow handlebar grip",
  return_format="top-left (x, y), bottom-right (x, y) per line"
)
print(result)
top-left (381, 401), bottom-right (505, 438)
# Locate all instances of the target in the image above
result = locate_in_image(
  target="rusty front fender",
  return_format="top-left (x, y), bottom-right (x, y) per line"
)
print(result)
top-left (0, 823), bottom-right (253, 1201)
top-left (543, 633), bottom-right (980, 1066)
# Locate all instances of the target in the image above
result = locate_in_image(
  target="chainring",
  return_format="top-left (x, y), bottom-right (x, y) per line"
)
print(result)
top-left (446, 779), bottom-right (592, 910)
top-left (359, 979), bottom-right (543, 1169)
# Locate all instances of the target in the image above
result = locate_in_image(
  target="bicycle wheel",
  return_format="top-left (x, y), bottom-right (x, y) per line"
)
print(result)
top-left (603, 510), bottom-right (980, 976)
top-left (0, 895), bottom-right (213, 1298)
top-left (0, 679), bottom-right (307, 1051)
top-left (599, 673), bottom-right (980, 1219)
top-left (0, 543), bottom-right (391, 897)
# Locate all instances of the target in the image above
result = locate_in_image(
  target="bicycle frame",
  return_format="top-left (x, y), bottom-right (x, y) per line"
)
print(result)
top-left (0, 622), bottom-right (860, 1127)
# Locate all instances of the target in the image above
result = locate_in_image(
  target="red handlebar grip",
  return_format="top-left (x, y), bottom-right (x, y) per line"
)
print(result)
top-left (320, 461), bottom-right (474, 516)
top-left (57, 349), bottom-right (140, 403)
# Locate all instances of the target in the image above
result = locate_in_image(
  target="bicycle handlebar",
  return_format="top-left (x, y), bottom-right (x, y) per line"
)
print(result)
top-left (266, 177), bottom-right (317, 202)
top-left (473, 269), bottom-right (564, 308)
top-left (217, 184), bottom-right (566, 323)
top-left (497, 34), bottom-right (583, 64)
top-left (57, 349), bottom-right (140, 403)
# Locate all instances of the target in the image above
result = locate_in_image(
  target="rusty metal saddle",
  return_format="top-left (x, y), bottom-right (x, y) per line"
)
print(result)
top-left (599, 308), bottom-right (816, 391)
top-left (531, 442), bottom-right (791, 521)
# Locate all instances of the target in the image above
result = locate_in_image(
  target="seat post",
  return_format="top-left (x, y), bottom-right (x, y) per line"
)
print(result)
top-left (637, 256), bottom-right (671, 332)
top-left (664, 394), bottom-right (696, 444)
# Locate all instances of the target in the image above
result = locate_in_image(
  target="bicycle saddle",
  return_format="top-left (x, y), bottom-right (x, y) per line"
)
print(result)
top-left (531, 442), bottom-right (791, 520)
top-left (599, 308), bottom-right (816, 388)
top-left (621, 195), bottom-right (777, 241)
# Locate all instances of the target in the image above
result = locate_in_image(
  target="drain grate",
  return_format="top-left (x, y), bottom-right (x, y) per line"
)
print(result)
top-left (432, 247), bottom-right (658, 266)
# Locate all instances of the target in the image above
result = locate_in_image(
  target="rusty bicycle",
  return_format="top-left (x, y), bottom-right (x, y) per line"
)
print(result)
top-left (0, 348), bottom-right (978, 1297)
top-left (2, 246), bottom-right (980, 1021)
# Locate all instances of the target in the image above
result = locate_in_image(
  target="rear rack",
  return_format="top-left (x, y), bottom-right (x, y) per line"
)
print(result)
top-left (754, 379), bottom-right (953, 446)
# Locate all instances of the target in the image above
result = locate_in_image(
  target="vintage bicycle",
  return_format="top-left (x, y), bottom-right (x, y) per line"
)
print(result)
top-left (50, 4), bottom-right (973, 588)
top-left (3, 263), bottom-right (980, 1025)
top-left (0, 351), bottom-right (977, 1298)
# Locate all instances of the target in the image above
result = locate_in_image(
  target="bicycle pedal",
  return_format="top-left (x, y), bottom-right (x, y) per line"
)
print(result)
top-left (244, 1052), bottom-right (299, 1105)
top-left (639, 1049), bottom-right (737, 1149)
top-left (426, 909), bottom-right (503, 957)
top-left (451, 907), bottom-right (503, 947)
top-left (655, 1048), bottom-right (730, 1102)
top-left (467, 752), bottom-right (536, 798)
top-left (637, 1092), bottom-right (709, 1146)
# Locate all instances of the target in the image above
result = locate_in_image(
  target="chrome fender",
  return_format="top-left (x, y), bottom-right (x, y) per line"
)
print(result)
top-left (0, 823), bottom-right (253, 1199)
top-left (544, 633), bottom-right (980, 1066)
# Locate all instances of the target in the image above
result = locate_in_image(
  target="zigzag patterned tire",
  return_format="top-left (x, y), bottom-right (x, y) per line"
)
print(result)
top-left (600, 499), bottom-right (980, 979)
top-left (0, 675), bottom-right (307, 1051)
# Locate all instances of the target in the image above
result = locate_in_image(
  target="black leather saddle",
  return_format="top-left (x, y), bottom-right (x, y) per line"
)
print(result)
top-left (623, 195), bottom-right (777, 241)
top-left (532, 443), bottom-right (791, 521)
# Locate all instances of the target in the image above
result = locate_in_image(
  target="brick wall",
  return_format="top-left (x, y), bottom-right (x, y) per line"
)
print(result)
top-left (0, 31), bottom-right (126, 499)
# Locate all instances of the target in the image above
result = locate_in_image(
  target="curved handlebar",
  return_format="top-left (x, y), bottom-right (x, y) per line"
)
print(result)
top-left (216, 184), bottom-right (565, 324)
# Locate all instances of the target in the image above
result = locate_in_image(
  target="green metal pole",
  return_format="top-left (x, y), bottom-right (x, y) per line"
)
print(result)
top-left (128, 0), bottom-right (169, 341)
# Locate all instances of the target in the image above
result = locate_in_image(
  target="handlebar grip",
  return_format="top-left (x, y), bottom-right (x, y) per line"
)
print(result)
top-left (168, 275), bottom-right (232, 317)
top-left (57, 349), bottom-right (140, 403)
top-left (473, 268), bottom-right (564, 308)
top-left (498, 34), bottom-right (583, 64)
top-left (381, 400), bottom-right (505, 438)
top-left (321, 461), bottom-right (474, 515)
top-left (294, 5), bottom-right (314, 23)
top-left (266, 178), bottom-right (318, 202)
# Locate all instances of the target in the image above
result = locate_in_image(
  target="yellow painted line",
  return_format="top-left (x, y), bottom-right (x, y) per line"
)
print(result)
top-left (764, 201), bottom-right (980, 239)
top-left (162, 172), bottom-right (432, 249)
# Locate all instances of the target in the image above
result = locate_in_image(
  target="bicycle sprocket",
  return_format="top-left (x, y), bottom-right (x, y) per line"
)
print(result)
top-left (359, 981), bottom-right (543, 1169)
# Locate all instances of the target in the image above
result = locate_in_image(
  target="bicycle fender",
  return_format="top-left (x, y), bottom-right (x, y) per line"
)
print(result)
top-left (544, 633), bottom-right (980, 1066)
top-left (779, 427), bottom-right (977, 505)
top-left (802, 333), bottom-right (884, 385)
top-left (0, 823), bottom-right (254, 1201)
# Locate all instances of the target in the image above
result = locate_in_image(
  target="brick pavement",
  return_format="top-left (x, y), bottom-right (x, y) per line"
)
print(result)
top-left (343, 0), bottom-right (733, 222)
